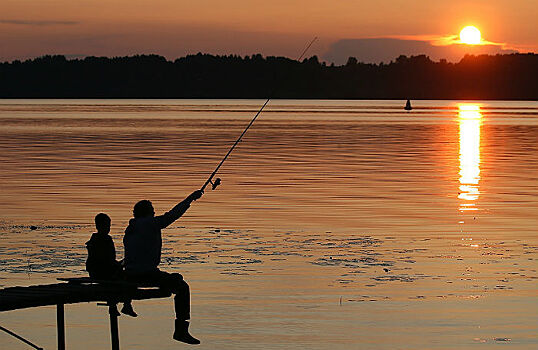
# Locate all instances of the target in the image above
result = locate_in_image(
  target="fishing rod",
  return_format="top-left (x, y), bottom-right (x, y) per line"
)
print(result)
top-left (201, 36), bottom-right (318, 192)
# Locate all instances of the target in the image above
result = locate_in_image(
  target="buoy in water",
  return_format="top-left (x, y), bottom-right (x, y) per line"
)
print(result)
top-left (404, 99), bottom-right (412, 111)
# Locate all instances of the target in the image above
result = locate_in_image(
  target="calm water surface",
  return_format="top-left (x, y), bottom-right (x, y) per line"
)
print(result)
top-left (0, 99), bottom-right (537, 349)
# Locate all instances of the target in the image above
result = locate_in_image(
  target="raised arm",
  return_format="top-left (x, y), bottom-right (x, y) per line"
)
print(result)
top-left (156, 190), bottom-right (204, 229)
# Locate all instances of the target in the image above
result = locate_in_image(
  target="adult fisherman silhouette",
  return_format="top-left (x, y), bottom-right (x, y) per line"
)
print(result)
top-left (123, 37), bottom-right (318, 345)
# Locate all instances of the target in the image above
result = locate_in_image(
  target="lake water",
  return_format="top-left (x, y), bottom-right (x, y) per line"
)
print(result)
top-left (0, 99), bottom-right (537, 349)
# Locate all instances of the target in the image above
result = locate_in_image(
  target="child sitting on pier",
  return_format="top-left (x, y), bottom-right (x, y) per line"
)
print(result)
top-left (86, 213), bottom-right (137, 317)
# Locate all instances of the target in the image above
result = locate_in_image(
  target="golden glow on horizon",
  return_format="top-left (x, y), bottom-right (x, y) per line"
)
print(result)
top-left (2, 0), bottom-right (538, 61)
top-left (460, 26), bottom-right (482, 45)
top-left (458, 104), bottom-right (482, 211)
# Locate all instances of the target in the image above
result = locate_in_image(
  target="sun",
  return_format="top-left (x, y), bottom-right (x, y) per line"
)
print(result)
top-left (460, 26), bottom-right (481, 45)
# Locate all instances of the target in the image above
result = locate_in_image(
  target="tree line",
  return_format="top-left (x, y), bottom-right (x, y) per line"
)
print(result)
top-left (0, 53), bottom-right (536, 99)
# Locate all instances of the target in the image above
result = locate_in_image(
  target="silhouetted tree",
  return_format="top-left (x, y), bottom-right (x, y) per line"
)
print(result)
top-left (0, 53), bottom-right (536, 99)
top-left (346, 57), bottom-right (358, 66)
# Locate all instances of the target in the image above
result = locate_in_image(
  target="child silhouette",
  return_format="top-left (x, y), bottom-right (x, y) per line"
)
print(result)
top-left (86, 213), bottom-right (137, 317)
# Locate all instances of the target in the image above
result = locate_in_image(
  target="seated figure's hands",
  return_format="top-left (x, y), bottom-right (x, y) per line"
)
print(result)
top-left (188, 189), bottom-right (204, 202)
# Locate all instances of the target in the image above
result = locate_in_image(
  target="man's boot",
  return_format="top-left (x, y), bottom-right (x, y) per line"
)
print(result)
top-left (173, 320), bottom-right (200, 345)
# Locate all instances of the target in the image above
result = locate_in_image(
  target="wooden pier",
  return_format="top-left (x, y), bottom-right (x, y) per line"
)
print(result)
top-left (0, 277), bottom-right (172, 350)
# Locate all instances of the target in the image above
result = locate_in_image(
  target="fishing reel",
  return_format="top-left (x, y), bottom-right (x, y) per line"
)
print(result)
top-left (210, 177), bottom-right (221, 190)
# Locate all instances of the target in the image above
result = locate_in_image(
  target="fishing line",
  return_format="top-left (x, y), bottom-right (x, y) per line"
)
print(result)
top-left (201, 36), bottom-right (318, 192)
top-left (0, 325), bottom-right (43, 350)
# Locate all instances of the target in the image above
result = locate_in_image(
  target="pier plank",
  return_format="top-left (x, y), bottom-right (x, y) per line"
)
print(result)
top-left (0, 278), bottom-right (171, 312)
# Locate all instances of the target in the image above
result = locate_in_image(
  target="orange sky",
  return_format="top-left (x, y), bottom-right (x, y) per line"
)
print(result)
top-left (1, 0), bottom-right (536, 61)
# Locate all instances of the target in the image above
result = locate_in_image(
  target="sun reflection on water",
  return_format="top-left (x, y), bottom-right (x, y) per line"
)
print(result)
top-left (458, 104), bottom-right (482, 211)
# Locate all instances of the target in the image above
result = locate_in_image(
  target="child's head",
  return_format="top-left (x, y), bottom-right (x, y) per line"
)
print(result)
top-left (133, 200), bottom-right (155, 218)
top-left (95, 213), bottom-right (111, 233)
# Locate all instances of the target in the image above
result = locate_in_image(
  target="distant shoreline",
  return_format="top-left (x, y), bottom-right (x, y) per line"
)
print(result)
top-left (3, 98), bottom-right (531, 102)
top-left (1, 98), bottom-right (537, 101)
top-left (1, 53), bottom-right (537, 100)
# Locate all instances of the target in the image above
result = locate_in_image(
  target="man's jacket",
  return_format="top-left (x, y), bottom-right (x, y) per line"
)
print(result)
top-left (123, 200), bottom-right (190, 273)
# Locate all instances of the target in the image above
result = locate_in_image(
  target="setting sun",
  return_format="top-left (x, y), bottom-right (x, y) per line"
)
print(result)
top-left (460, 26), bottom-right (481, 45)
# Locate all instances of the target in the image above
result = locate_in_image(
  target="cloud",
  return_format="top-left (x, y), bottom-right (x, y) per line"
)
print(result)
top-left (323, 38), bottom-right (517, 65)
top-left (0, 19), bottom-right (79, 26)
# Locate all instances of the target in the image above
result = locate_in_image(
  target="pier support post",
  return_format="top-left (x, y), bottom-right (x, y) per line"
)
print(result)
top-left (108, 303), bottom-right (120, 350)
top-left (56, 303), bottom-right (65, 350)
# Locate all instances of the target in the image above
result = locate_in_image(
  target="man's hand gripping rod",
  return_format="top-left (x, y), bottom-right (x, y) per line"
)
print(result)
top-left (201, 37), bottom-right (318, 192)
